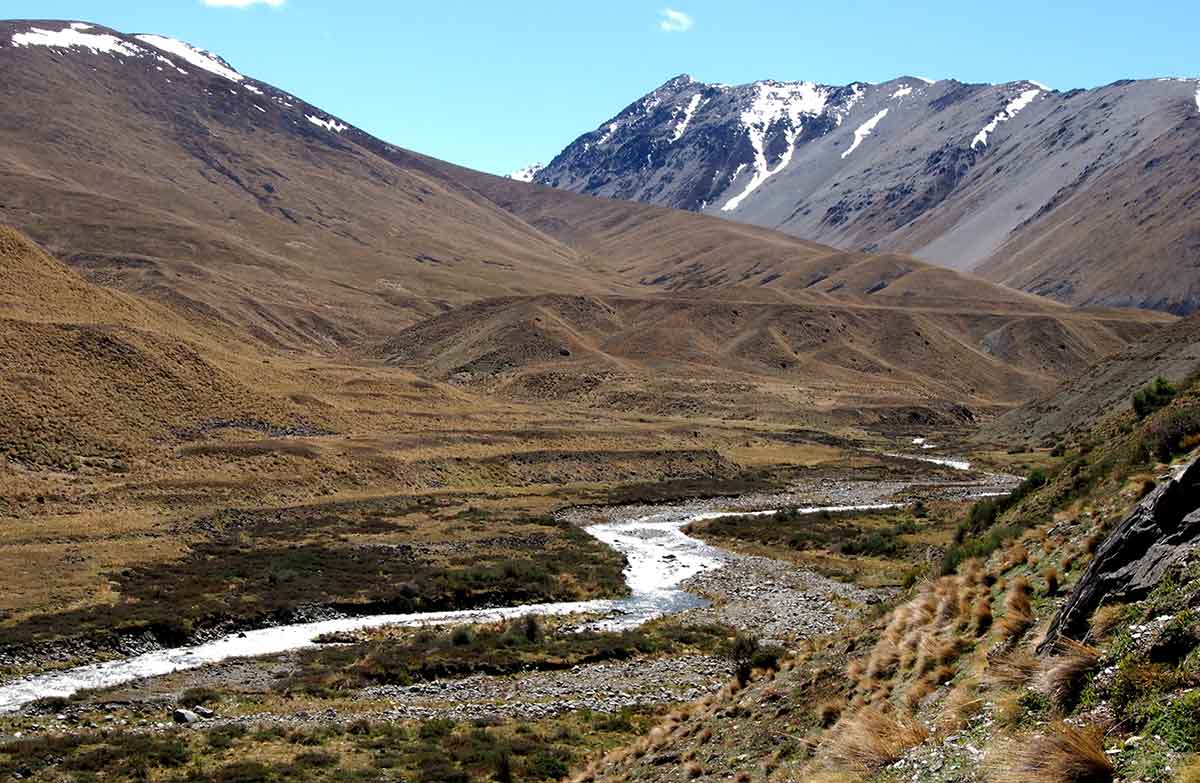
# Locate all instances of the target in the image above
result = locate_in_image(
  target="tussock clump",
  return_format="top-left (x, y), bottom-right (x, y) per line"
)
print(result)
top-left (1004, 542), bottom-right (1030, 571)
top-left (940, 682), bottom-right (984, 730)
top-left (991, 723), bottom-right (1114, 783)
top-left (1037, 638), bottom-right (1099, 712)
top-left (1088, 604), bottom-right (1127, 641)
top-left (823, 707), bottom-right (929, 772)
top-left (998, 578), bottom-right (1035, 643)
top-left (984, 649), bottom-right (1041, 691)
top-left (904, 678), bottom-right (935, 709)
top-left (816, 699), bottom-right (843, 728)
top-left (685, 761), bottom-right (703, 778)
top-left (973, 597), bottom-right (994, 636)
top-left (867, 639), bottom-right (900, 679)
top-left (1043, 567), bottom-right (1060, 596)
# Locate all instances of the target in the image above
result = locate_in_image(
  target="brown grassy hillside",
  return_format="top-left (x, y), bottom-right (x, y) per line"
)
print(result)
top-left (382, 293), bottom-right (1169, 425)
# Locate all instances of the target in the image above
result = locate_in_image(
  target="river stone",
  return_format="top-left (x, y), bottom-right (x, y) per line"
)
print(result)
top-left (1038, 458), bottom-right (1200, 654)
top-left (172, 708), bottom-right (200, 725)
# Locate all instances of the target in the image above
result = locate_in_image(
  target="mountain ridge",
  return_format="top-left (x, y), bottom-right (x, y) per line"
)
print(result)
top-left (535, 71), bottom-right (1200, 314)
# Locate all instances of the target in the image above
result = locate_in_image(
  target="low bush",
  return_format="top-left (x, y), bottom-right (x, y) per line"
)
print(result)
top-left (1141, 406), bottom-right (1200, 462)
top-left (1132, 377), bottom-right (1178, 419)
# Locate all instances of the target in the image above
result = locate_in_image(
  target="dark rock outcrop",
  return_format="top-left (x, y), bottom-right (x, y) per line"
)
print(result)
top-left (1039, 459), bottom-right (1200, 653)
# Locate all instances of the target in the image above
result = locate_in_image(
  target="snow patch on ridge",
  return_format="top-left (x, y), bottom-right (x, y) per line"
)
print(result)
top-left (306, 115), bottom-right (347, 133)
top-left (971, 88), bottom-right (1041, 149)
top-left (842, 108), bottom-right (889, 159)
top-left (135, 34), bottom-right (243, 82)
top-left (891, 85), bottom-right (913, 99)
top-left (721, 81), bottom-right (829, 212)
top-left (670, 93), bottom-right (703, 143)
top-left (12, 24), bottom-right (141, 57)
top-left (1195, 84), bottom-right (1200, 113)
top-left (509, 163), bottom-right (545, 182)
top-left (597, 122), bottom-right (620, 145)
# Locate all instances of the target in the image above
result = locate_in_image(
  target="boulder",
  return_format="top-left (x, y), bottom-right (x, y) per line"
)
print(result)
top-left (171, 708), bottom-right (200, 725)
top-left (1038, 458), bottom-right (1200, 654)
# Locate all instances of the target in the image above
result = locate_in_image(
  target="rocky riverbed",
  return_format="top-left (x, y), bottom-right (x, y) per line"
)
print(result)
top-left (1, 464), bottom-right (1016, 731)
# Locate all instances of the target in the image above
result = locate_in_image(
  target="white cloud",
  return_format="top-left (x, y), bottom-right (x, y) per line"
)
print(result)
top-left (203, 0), bottom-right (285, 8)
top-left (659, 8), bottom-right (694, 33)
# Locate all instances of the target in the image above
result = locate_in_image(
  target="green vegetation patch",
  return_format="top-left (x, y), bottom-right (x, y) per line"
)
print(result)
top-left (2, 709), bottom-right (663, 783)
top-left (276, 618), bottom-right (734, 696)
top-left (688, 506), bottom-right (924, 559)
top-left (0, 504), bottom-right (626, 647)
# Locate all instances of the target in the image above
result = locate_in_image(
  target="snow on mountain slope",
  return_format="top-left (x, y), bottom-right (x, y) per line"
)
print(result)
top-left (509, 163), bottom-right (546, 182)
top-left (537, 74), bottom-right (1200, 314)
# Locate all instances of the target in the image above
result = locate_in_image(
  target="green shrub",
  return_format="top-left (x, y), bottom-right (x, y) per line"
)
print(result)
top-left (942, 468), bottom-right (1048, 573)
top-left (729, 634), bottom-right (760, 683)
top-left (207, 724), bottom-right (247, 751)
top-left (179, 686), bottom-right (221, 708)
top-left (751, 644), bottom-right (784, 672)
top-left (526, 750), bottom-right (570, 780)
top-left (292, 750), bottom-right (340, 770)
top-left (419, 719), bottom-right (456, 739)
top-left (1133, 377), bottom-right (1178, 419)
top-left (1142, 407), bottom-right (1200, 462)
top-left (210, 761), bottom-right (273, 783)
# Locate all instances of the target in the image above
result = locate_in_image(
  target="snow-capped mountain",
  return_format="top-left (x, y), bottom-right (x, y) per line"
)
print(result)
top-left (536, 74), bottom-right (1200, 314)
top-left (508, 163), bottom-right (545, 182)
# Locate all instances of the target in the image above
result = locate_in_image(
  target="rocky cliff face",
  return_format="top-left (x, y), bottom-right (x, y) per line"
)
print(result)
top-left (537, 74), bottom-right (1200, 314)
top-left (1039, 458), bottom-right (1200, 652)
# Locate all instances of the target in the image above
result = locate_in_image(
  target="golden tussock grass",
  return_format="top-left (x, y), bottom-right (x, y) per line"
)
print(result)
top-left (939, 681), bottom-right (984, 730)
top-left (904, 678), bottom-right (935, 709)
top-left (998, 578), bottom-right (1035, 643)
top-left (994, 690), bottom-right (1031, 729)
top-left (1003, 542), bottom-right (1029, 571)
top-left (1174, 756), bottom-right (1200, 783)
top-left (989, 723), bottom-right (1114, 783)
top-left (974, 597), bottom-right (994, 635)
top-left (823, 707), bottom-right (930, 772)
top-left (1043, 567), bottom-right (1060, 596)
top-left (984, 648), bottom-right (1041, 691)
top-left (1037, 638), bottom-right (1100, 712)
top-left (817, 699), bottom-right (843, 728)
top-left (1089, 604), bottom-right (1127, 641)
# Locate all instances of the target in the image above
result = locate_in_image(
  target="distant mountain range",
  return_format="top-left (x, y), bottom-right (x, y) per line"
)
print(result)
top-left (533, 74), bottom-right (1200, 314)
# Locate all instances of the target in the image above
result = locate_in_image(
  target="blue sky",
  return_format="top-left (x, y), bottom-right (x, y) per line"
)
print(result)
top-left (6, 1), bottom-right (1199, 174)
